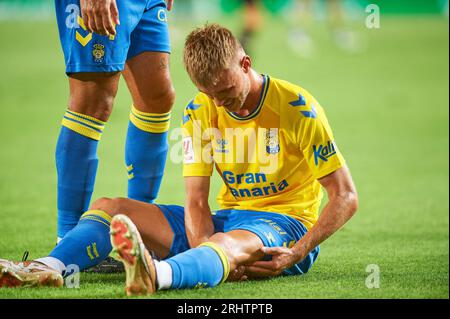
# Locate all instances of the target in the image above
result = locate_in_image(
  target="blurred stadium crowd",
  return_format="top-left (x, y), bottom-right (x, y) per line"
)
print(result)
top-left (0, 0), bottom-right (448, 58)
top-left (0, 0), bottom-right (447, 21)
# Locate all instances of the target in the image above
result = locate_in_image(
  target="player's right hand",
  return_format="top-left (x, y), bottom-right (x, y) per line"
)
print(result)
top-left (226, 266), bottom-right (248, 282)
top-left (80, 0), bottom-right (120, 36)
top-left (241, 246), bottom-right (297, 279)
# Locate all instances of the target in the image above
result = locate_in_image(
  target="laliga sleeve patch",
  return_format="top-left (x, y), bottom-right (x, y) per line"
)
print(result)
top-left (183, 136), bottom-right (195, 164)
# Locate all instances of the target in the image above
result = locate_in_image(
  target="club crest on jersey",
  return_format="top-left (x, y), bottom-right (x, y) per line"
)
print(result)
top-left (313, 140), bottom-right (337, 166)
top-left (92, 44), bottom-right (105, 63)
top-left (266, 129), bottom-right (280, 154)
top-left (215, 139), bottom-right (229, 153)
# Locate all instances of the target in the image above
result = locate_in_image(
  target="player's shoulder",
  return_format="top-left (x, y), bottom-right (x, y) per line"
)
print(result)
top-left (182, 92), bottom-right (216, 127)
top-left (184, 92), bottom-right (211, 111)
top-left (268, 76), bottom-right (322, 122)
top-left (269, 77), bottom-right (316, 104)
top-left (183, 92), bottom-right (215, 116)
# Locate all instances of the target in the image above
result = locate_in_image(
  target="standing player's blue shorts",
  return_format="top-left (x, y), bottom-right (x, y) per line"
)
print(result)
top-left (157, 205), bottom-right (320, 275)
top-left (55, 0), bottom-right (171, 74)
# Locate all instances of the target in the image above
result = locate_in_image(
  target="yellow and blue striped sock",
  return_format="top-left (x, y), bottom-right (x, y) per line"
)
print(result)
top-left (50, 210), bottom-right (112, 273)
top-left (56, 110), bottom-right (105, 239)
top-left (125, 105), bottom-right (171, 203)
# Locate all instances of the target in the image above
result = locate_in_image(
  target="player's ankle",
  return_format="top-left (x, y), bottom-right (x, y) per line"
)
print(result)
top-left (153, 260), bottom-right (172, 290)
top-left (34, 257), bottom-right (66, 275)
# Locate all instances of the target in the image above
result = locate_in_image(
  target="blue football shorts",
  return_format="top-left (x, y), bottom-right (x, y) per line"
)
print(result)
top-left (157, 205), bottom-right (320, 276)
top-left (55, 0), bottom-right (171, 74)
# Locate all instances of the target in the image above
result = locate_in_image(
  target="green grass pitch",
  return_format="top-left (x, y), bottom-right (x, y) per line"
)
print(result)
top-left (0, 15), bottom-right (448, 299)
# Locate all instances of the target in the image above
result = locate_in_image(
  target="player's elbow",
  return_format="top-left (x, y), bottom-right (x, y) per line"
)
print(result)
top-left (333, 188), bottom-right (358, 220)
top-left (346, 189), bottom-right (359, 218)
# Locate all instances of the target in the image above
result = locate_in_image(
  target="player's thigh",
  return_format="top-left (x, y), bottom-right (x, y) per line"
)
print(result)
top-left (55, 1), bottom-right (151, 120)
top-left (90, 197), bottom-right (174, 259)
top-left (122, 1), bottom-right (174, 113)
top-left (123, 51), bottom-right (175, 114)
top-left (68, 72), bottom-right (121, 121)
top-left (209, 230), bottom-right (265, 271)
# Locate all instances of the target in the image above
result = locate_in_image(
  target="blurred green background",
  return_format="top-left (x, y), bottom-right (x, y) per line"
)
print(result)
top-left (0, 0), bottom-right (448, 298)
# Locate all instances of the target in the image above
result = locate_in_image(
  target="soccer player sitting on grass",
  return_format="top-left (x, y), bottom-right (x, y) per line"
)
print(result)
top-left (0, 24), bottom-right (358, 295)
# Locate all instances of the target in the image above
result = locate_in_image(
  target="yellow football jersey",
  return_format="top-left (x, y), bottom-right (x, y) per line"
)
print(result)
top-left (181, 75), bottom-right (345, 229)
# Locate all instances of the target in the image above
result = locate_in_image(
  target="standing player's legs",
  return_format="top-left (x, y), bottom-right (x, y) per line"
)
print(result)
top-left (122, 52), bottom-right (175, 203)
top-left (56, 72), bottom-right (120, 241)
top-left (122, 1), bottom-right (173, 204)
top-left (54, 0), bottom-right (161, 241)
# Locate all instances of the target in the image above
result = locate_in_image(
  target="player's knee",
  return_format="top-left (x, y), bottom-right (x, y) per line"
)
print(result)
top-left (69, 73), bottom-right (119, 121)
top-left (69, 96), bottom-right (114, 122)
top-left (209, 233), bottom-right (238, 268)
top-left (155, 85), bottom-right (176, 112)
top-left (90, 197), bottom-right (127, 217)
top-left (139, 84), bottom-right (175, 114)
top-left (88, 97), bottom-right (115, 121)
top-left (94, 98), bottom-right (114, 120)
top-left (163, 85), bottom-right (176, 110)
top-left (90, 197), bottom-right (112, 213)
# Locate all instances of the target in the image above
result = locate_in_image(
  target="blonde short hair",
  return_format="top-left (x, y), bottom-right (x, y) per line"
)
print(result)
top-left (183, 24), bottom-right (243, 87)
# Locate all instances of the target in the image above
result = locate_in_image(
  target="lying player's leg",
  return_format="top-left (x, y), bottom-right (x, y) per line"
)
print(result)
top-left (0, 204), bottom-right (316, 292)
top-left (0, 198), bottom-right (175, 288)
top-left (0, 259), bottom-right (64, 288)
top-left (91, 197), bottom-right (174, 258)
top-left (110, 206), bottom-right (318, 294)
top-left (110, 206), bottom-right (319, 295)
top-left (110, 213), bottom-right (265, 295)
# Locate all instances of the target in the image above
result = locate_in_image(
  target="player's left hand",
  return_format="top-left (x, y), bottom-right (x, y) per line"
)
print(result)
top-left (244, 246), bottom-right (298, 278)
top-left (166, 0), bottom-right (174, 11)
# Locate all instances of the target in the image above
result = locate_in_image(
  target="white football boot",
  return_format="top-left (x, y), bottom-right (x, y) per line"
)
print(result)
top-left (0, 259), bottom-right (63, 288)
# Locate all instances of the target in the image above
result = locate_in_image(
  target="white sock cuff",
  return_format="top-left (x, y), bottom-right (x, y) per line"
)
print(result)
top-left (154, 260), bottom-right (172, 290)
top-left (35, 257), bottom-right (66, 275)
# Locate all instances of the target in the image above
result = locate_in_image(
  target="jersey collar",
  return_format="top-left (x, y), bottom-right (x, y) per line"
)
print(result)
top-left (226, 75), bottom-right (270, 121)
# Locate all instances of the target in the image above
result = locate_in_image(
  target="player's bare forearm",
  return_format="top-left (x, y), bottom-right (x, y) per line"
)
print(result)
top-left (292, 185), bottom-right (358, 262)
top-left (184, 176), bottom-right (214, 248)
top-left (185, 200), bottom-right (214, 248)
top-left (292, 166), bottom-right (358, 264)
